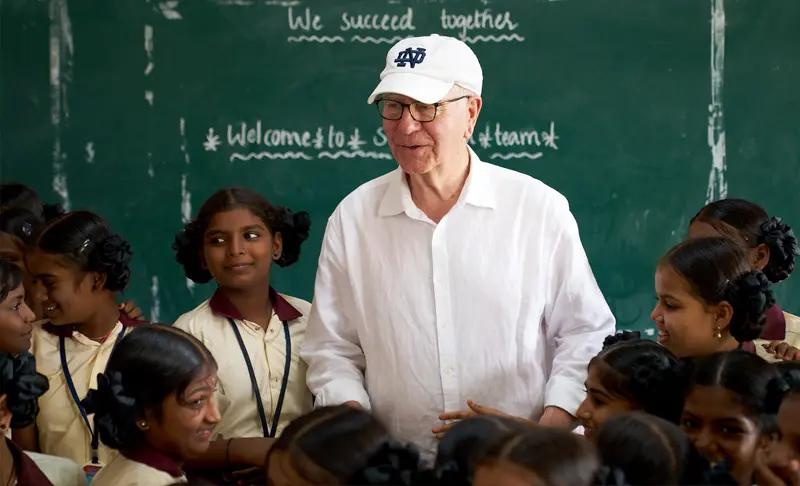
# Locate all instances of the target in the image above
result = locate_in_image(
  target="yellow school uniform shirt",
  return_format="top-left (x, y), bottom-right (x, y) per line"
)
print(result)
top-left (31, 318), bottom-right (133, 466)
top-left (90, 446), bottom-right (186, 486)
top-left (174, 288), bottom-right (313, 439)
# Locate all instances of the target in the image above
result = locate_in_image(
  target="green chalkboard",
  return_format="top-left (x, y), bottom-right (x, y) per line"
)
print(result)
top-left (2, 0), bottom-right (800, 334)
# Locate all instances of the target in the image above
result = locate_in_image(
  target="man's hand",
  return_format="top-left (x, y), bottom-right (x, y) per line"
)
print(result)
top-left (762, 341), bottom-right (800, 361)
top-left (538, 406), bottom-right (575, 429)
top-left (432, 400), bottom-right (535, 440)
top-left (343, 401), bottom-right (363, 410)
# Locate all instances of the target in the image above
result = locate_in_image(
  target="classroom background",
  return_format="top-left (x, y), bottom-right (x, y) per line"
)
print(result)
top-left (3, 0), bottom-right (799, 332)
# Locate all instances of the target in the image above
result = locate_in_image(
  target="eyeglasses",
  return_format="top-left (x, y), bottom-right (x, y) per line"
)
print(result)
top-left (374, 95), bottom-right (471, 122)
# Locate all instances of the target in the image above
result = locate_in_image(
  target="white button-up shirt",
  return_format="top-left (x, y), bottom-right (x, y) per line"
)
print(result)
top-left (301, 148), bottom-right (615, 458)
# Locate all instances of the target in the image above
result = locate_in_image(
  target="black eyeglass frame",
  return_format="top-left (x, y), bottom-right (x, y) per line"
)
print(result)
top-left (374, 95), bottom-right (472, 122)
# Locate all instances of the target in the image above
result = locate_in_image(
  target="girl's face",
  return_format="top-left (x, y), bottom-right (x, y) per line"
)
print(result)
top-left (681, 385), bottom-right (770, 485)
top-left (145, 369), bottom-right (221, 461)
top-left (651, 264), bottom-right (733, 358)
top-left (687, 222), bottom-right (769, 272)
top-left (25, 250), bottom-right (102, 326)
top-left (202, 208), bottom-right (281, 291)
top-left (473, 461), bottom-right (544, 486)
top-left (0, 233), bottom-right (25, 267)
top-left (767, 393), bottom-right (800, 475)
top-left (0, 283), bottom-right (35, 353)
top-left (576, 362), bottom-right (637, 439)
top-left (0, 233), bottom-right (42, 320)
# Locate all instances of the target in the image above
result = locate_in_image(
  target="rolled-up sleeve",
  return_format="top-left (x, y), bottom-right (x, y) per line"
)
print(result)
top-left (542, 197), bottom-right (615, 415)
top-left (300, 210), bottom-right (371, 410)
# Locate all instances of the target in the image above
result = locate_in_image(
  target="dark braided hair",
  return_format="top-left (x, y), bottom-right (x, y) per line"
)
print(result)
top-left (687, 351), bottom-right (782, 435)
top-left (660, 237), bottom-right (774, 343)
top-left (590, 331), bottom-right (688, 423)
top-left (691, 198), bottom-right (798, 283)
top-left (267, 406), bottom-right (402, 485)
top-left (34, 211), bottom-right (133, 292)
top-left (82, 324), bottom-right (217, 450)
top-left (0, 351), bottom-right (49, 429)
top-left (0, 207), bottom-right (43, 247)
top-left (173, 187), bottom-right (311, 284)
top-left (0, 183), bottom-right (65, 223)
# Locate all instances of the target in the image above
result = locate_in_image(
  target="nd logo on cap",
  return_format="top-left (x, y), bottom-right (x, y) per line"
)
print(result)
top-left (394, 47), bottom-right (427, 69)
top-left (367, 34), bottom-right (484, 105)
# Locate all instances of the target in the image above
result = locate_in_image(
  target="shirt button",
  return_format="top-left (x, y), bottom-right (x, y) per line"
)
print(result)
top-left (269, 329), bottom-right (276, 333)
top-left (444, 368), bottom-right (452, 376)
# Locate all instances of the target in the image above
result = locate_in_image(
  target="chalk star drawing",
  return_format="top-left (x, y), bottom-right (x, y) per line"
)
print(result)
top-left (478, 126), bottom-right (492, 149)
top-left (204, 128), bottom-right (221, 152)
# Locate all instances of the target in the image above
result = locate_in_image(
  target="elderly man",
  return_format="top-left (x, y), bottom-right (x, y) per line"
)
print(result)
top-left (301, 34), bottom-right (615, 458)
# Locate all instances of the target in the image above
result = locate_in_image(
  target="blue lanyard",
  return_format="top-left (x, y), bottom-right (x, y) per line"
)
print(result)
top-left (227, 318), bottom-right (291, 438)
top-left (59, 326), bottom-right (127, 464)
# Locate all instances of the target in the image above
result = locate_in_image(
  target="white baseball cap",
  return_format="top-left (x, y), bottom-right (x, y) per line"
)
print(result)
top-left (367, 34), bottom-right (483, 105)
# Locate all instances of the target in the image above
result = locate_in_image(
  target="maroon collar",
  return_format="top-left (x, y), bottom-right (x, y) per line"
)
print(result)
top-left (121, 444), bottom-right (184, 478)
top-left (760, 303), bottom-right (786, 341)
top-left (209, 287), bottom-right (303, 322)
top-left (6, 438), bottom-right (54, 486)
top-left (740, 341), bottom-right (757, 353)
top-left (42, 311), bottom-right (141, 337)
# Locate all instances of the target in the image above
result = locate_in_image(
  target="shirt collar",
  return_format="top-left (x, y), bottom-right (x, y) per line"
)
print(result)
top-left (759, 303), bottom-right (786, 341)
top-left (121, 444), bottom-right (184, 478)
top-left (378, 146), bottom-right (496, 218)
top-left (740, 341), bottom-right (757, 353)
top-left (6, 437), bottom-right (54, 486)
top-left (209, 287), bottom-right (303, 322)
top-left (42, 311), bottom-right (139, 338)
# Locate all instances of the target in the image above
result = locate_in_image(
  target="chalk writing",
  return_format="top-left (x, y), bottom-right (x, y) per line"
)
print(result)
top-left (205, 122), bottom-right (560, 163)
top-left (288, 7), bottom-right (323, 32)
top-left (280, 6), bottom-right (523, 44)
top-left (340, 9), bottom-right (415, 32)
top-left (440, 8), bottom-right (522, 42)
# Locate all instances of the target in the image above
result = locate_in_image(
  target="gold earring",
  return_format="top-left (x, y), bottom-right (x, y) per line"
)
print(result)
top-left (715, 327), bottom-right (722, 339)
top-left (139, 422), bottom-right (149, 430)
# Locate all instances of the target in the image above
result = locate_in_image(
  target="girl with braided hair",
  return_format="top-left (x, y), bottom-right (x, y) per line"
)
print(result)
top-left (23, 211), bottom-right (140, 474)
top-left (652, 236), bottom-right (779, 359)
top-left (754, 363), bottom-right (800, 485)
top-left (82, 324), bottom-right (220, 486)
top-left (681, 351), bottom-right (781, 486)
top-left (688, 198), bottom-right (800, 361)
top-left (172, 187), bottom-right (313, 479)
top-left (0, 350), bottom-right (85, 486)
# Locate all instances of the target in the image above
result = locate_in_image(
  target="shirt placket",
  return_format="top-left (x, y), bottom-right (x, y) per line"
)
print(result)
top-left (431, 221), bottom-right (459, 412)
top-left (263, 317), bottom-right (282, 421)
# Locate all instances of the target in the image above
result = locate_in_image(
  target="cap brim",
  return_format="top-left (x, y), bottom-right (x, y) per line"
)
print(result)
top-left (367, 72), bottom-right (454, 105)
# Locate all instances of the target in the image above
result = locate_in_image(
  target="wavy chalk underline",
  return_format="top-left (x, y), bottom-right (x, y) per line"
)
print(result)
top-left (287, 35), bottom-right (345, 43)
top-left (230, 150), bottom-right (394, 161)
top-left (319, 150), bottom-right (393, 159)
top-left (231, 152), bottom-right (312, 161)
top-left (463, 34), bottom-right (525, 43)
top-left (490, 152), bottom-right (543, 160)
top-left (351, 35), bottom-right (407, 44)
